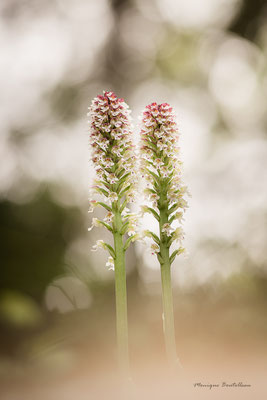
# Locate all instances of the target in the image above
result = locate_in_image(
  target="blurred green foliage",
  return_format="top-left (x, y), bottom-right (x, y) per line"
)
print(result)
top-left (0, 190), bottom-right (84, 301)
top-left (0, 291), bottom-right (43, 328)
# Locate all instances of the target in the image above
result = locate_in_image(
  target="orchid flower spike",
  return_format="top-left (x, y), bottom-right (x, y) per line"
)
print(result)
top-left (88, 90), bottom-right (139, 263)
top-left (140, 102), bottom-right (189, 261)
top-left (87, 90), bottom-right (139, 372)
top-left (139, 101), bottom-right (189, 367)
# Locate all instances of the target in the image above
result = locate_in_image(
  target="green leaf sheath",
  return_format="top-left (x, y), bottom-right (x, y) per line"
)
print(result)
top-left (113, 202), bottom-right (129, 372)
top-left (147, 207), bottom-right (160, 221)
top-left (103, 243), bottom-right (116, 258)
top-left (98, 220), bottom-right (113, 232)
top-left (159, 181), bottom-right (178, 365)
top-left (170, 249), bottom-right (179, 265)
top-left (123, 234), bottom-right (138, 251)
top-left (97, 202), bottom-right (112, 212)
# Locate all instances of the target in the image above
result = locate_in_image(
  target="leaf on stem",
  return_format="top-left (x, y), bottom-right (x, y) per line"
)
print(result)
top-left (145, 168), bottom-right (160, 183)
top-left (117, 172), bottom-right (131, 193)
top-left (142, 206), bottom-right (160, 221)
top-left (103, 243), bottom-right (116, 258)
top-left (123, 234), bottom-right (139, 251)
top-left (144, 230), bottom-right (160, 245)
top-left (170, 247), bottom-right (185, 264)
top-left (119, 184), bottom-right (131, 198)
top-left (97, 202), bottom-right (112, 212)
top-left (167, 203), bottom-right (179, 216)
top-left (157, 252), bottom-right (163, 264)
top-left (120, 221), bottom-right (129, 235)
top-left (98, 220), bottom-right (113, 232)
top-left (119, 199), bottom-right (127, 212)
top-left (95, 187), bottom-right (109, 198)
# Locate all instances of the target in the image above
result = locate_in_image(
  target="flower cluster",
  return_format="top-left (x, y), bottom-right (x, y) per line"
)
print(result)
top-left (140, 102), bottom-right (189, 262)
top-left (88, 91), bottom-right (138, 266)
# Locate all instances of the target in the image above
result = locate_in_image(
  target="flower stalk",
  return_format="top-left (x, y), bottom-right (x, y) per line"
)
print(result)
top-left (113, 208), bottom-right (128, 369)
top-left (140, 102), bottom-right (189, 367)
top-left (88, 91), bottom-right (138, 373)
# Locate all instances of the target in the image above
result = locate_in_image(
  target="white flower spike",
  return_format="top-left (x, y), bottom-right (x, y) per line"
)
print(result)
top-left (139, 101), bottom-right (189, 368)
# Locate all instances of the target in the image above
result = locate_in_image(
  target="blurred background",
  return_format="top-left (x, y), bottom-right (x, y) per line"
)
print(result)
top-left (1, 0), bottom-right (267, 398)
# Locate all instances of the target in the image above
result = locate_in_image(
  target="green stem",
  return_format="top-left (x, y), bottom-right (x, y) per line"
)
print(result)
top-left (159, 190), bottom-right (180, 367)
top-left (113, 205), bottom-right (130, 373)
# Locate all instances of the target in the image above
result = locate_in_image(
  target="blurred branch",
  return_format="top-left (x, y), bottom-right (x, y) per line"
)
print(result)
top-left (51, 283), bottom-right (77, 310)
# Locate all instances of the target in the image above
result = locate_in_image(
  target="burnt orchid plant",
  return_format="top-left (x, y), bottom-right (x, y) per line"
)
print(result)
top-left (139, 102), bottom-right (189, 367)
top-left (87, 91), bottom-right (138, 372)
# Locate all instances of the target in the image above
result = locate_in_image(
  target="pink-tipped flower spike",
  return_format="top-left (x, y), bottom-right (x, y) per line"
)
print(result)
top-left (88, 91), bottom-right (138, 373)
top-left (139, 102), bottom-right (189, 368)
